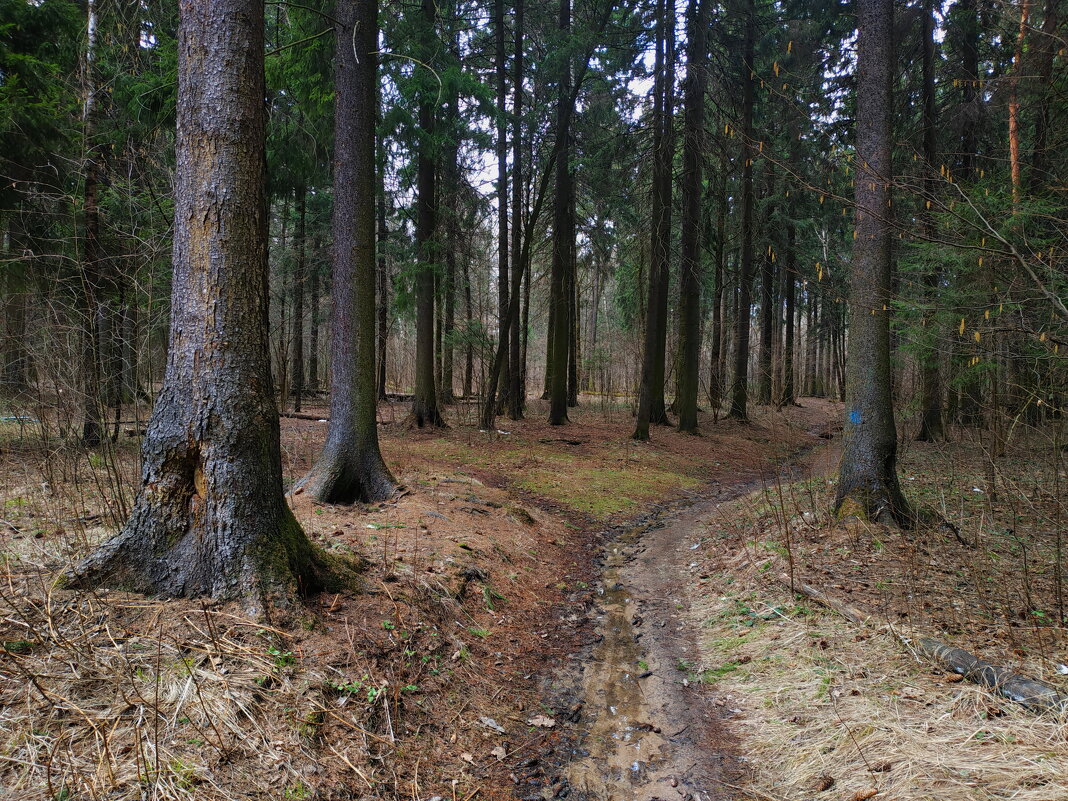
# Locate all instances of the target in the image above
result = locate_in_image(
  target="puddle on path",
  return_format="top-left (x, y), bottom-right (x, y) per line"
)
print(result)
top-left (561, 508), bottom-right (728, 801)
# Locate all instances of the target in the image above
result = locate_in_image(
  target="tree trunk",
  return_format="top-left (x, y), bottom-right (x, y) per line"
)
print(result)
top-left (729, 0), bottom-right (756, 421)
top-left (410, 0), bottom-right (444, 427)
top-left (708, 152), bottom-right (727, 413)
top-left (757, 244), bottom-right (775, 406)
top-left (80, 0), bottom-right (106, 445)
top-left (1008, 0), bottom-right (1030, 209)
top-left (67, 0), bottom-right (343, 610)
top-left (3, 216), bottom-right (28, 394)
top-left (463, 255), bottom-right (473, 399)
top-left (494, 0), bottom-right (510, 413)
top-left (507, 0), bottom-right (525, 420)
top-left (567, 185), bottom-right (579, 407)
top-left (1029, 0), bottom-right (1058, 191)
top-left (834, 0), bottom-right (909, 527)
top-left (376, 192), bottom-right (388, 400)
top-left (299, 0), bottom-right (397, 503)
top-left (781, 224), bottom-right (796, 406)
top-left (916, 0), bottom-right (943, 441)
top-left (634, 0), bottom-right (673, 439)
top-left (675, 0), bottom-right (708, 433)
top-left (308, 233), bottom-right (321, 394)
top-left (548, 0), bottom-right (572, 426)
top-left (441, 34), bottom-right (460, 406)
top-left (651, 0), bottom-right (674, 425)
top-left (290, 184), bottom-right (306, 412)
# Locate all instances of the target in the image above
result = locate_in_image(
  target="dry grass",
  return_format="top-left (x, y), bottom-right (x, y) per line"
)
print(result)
top-left (686, 429), bottom-right (1068, 801)
top-left (0, 393), bottom-right (843, 799)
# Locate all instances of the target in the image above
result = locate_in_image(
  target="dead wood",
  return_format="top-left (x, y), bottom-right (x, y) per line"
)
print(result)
top-left (778, 574), bottom-right (1068, 714)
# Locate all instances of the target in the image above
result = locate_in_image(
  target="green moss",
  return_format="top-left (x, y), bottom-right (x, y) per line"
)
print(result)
top-left (516, 466), bottom-right (699, 519)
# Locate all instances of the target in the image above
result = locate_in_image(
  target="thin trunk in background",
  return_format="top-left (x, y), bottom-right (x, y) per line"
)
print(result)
top-left (376, 190), bottom-right (388, 400)
top-left (507, 0), bottom-right (525, 420)
top-left (548, 0), bottom-right (573, 425)
top-left (634, 0), bottom-right (673, 439)
top-left (290, 184), bottom-right (306, 412)
top-left (411, 0), bottom-right (444, 427)
top-left (916, 0), bottom-right (943, 441)
top-left (675, 0), bottom-right (708, 433)
top-left (494, 0), bottom-right (510, 412)
top-left (781, 224), bottom-right (796, 406)
top-left (729, 0), bottom-right (756, 421)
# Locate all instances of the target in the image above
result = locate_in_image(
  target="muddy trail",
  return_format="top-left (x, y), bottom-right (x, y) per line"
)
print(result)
top-left (535, 435), bottom-right (835, 801)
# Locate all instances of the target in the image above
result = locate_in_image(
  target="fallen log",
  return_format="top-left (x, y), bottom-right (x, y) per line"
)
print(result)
top-left (778, 574), bottom-right (869, 627)
top-left (777, 573), bottom-right (1068, 714)
top-left (280, 412), bottom-right (329, 421)
top-left (915, 637), bottom-right (1068, 713)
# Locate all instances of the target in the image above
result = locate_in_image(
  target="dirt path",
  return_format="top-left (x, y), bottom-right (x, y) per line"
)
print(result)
top-left (551, 435), bottom-right (836, 801)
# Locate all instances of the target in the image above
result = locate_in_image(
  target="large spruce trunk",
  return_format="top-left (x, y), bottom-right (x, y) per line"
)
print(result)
top-left (67, 0), bottom-right (342, 610)
top-left (298, 0), bottom-right (396, 503)
top-left (834, 0), bottom-right (909, 526)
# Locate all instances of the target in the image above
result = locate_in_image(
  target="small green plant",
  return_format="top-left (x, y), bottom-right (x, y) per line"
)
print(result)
top-left (381, 619), bottom-right (396, 630)
top-left (283, 781), bottom-right (311, 799)
top-left (268, 647), bottom-right (295, 668)
top-left (467, 626), bottom-right (489, 638)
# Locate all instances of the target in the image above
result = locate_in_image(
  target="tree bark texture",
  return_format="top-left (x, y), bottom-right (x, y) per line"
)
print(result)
top-left (834, 0), bottom-right (909, 526)
top-left (299, 0), bottom-right (396, 503)
top-left (67, 0), bottom-right (340, 610)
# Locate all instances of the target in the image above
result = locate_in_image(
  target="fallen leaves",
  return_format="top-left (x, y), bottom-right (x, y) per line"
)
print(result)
top-left (527, 715), bottom-right (556, 728)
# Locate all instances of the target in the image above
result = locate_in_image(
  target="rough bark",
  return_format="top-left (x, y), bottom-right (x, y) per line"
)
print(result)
top-left (299, 0), bottom-right (397, 503)
top-left (411, 0), bottom-right (445, 427)
top-left (67, 0), bottom-right (345, 611)
top-left (834, 0), bottom-right (910, 527)
top-left (675, 0), bottom-right (708, 433)
top-left (729, 0), bottom-right (756, 421)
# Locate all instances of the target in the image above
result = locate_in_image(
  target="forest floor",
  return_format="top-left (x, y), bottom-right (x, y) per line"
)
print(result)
top-left (0, 395), bottom-right (1066, 800)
